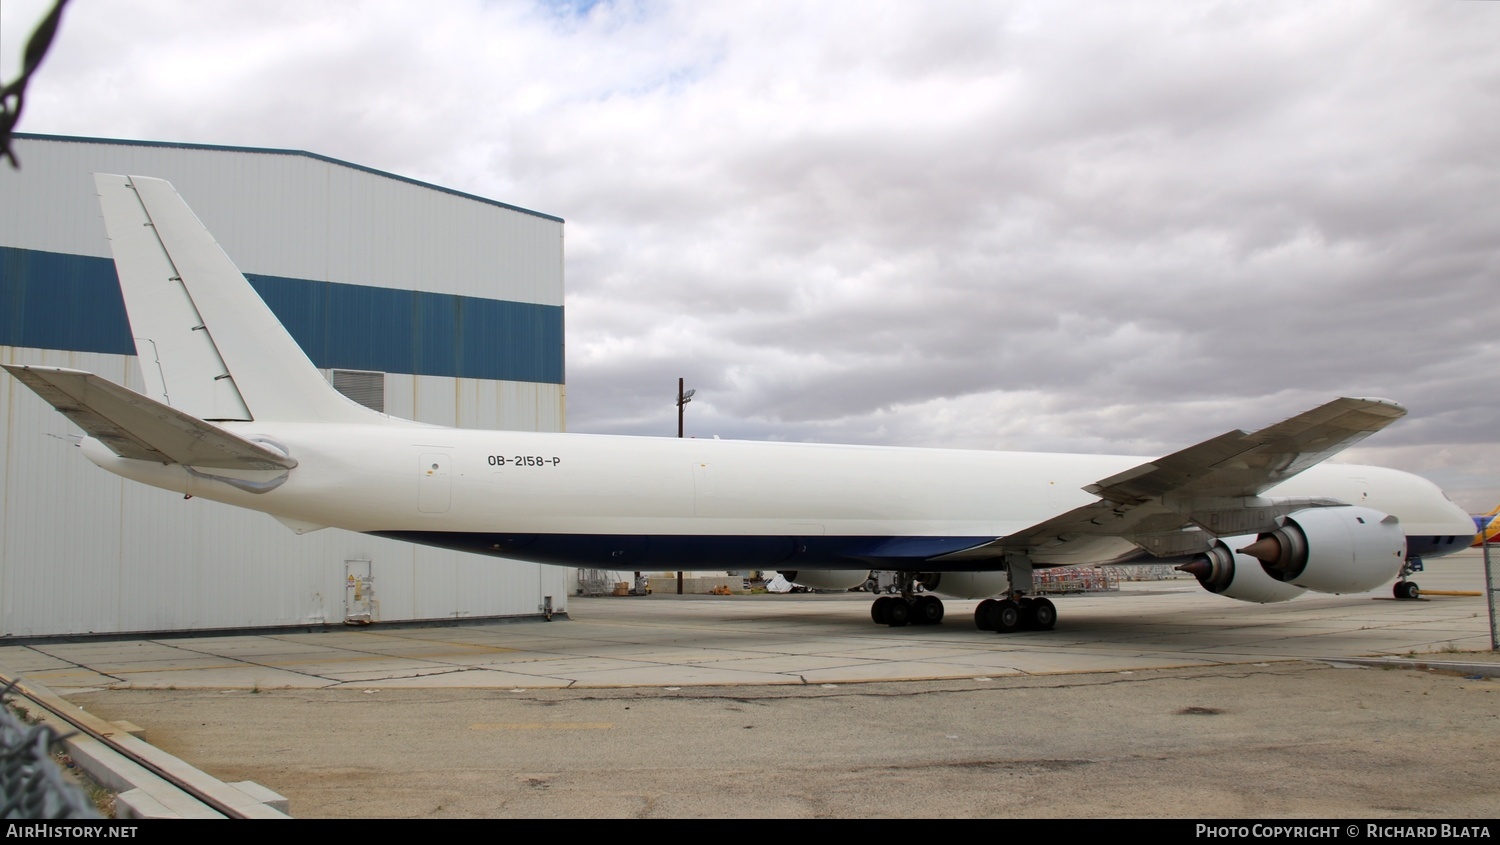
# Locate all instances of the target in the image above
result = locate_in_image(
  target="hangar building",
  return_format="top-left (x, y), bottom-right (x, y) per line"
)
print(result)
top-left (0, 133), bottom-right (569, 638)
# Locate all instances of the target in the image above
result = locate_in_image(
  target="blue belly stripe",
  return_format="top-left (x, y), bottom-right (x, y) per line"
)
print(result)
top-left (369, 531), bottom-right (999, 571)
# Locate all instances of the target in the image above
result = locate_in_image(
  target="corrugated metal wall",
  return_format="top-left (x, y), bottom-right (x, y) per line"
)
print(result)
top-left (2, 136), bottom-right (563, 304)
top-left (0, 135), bottom-right (569, 638)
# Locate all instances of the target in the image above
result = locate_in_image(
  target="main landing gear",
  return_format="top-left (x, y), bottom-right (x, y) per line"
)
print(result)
top-left (869, 591), bottom-right (1058, 632)
top-left (972, 596), bottom-right (1057, 633)
top-left (867, 570), bottom-right (1059, 633)
top-left (869, 571), bottom-right (945, 627)
top-left (870, 593), bottom-right (944, 626)
top-left (1393, 556), bottom-right (1424, 600)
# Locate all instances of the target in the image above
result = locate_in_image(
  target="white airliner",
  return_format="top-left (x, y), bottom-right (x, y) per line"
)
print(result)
top-left (4, 175), bottom-right (1476, 631)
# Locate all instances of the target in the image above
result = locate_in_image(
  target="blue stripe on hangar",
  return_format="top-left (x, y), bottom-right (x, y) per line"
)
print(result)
top-left (0, 246), bottom-right (564, 384)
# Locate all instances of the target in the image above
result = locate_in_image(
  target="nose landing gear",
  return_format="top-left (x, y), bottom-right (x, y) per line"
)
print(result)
top-left (1393, 556), bottom-right (1423, 600)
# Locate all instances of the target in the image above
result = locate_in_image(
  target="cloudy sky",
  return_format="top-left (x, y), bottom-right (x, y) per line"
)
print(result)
top-left (4, 0), bottom-right (1497, 509)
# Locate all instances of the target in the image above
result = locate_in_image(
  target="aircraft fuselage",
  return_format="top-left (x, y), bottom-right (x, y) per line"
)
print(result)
top-left (81, 424), bottom-right (1472, 572)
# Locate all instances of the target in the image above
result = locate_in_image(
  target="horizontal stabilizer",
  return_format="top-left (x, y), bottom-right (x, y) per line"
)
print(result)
top-left (4, 365), bottom-right (297, 471)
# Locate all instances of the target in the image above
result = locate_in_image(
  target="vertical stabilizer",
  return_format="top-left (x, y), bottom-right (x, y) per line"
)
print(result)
top-left (95, 174), bottom-right (380, 425)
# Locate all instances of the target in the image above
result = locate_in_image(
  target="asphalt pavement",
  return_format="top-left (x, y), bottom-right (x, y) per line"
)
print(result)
top-left (3, 551), bottom-right (1496, 818)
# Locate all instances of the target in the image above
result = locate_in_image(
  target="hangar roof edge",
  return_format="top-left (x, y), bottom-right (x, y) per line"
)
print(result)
top-left (13, 132), bottom-right (565, 224)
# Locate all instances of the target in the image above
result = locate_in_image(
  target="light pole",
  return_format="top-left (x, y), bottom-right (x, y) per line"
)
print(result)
top-left (1486, 519), bottom-right (1498, 651)
top-left (676, 378), bottom-right (695, 594)
top-left (677, 378), bottom-right (695, 438)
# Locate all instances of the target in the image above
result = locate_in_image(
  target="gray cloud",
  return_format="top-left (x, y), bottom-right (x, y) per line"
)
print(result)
top-left (4, 0), bottom-right (1496, 509)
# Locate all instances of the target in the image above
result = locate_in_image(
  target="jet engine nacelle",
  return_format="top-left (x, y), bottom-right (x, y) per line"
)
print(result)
top-left (1240, 506), bottom-right (1406, 594)
top-left (1179, 535), bottom-right (1307, 603)
top-left (778, 570), bottom-right (870, 591)
top-left (916, 571), bottom-right (1011, 600)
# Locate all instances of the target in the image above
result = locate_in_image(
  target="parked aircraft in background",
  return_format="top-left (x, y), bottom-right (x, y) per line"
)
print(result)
top-left (3, 175), bottom-right (1478, 632)
top-left (1472, 504), bottom-right (1500, 547)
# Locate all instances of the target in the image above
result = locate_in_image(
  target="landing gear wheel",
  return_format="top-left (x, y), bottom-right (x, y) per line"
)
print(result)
top-left (913, 595), bottom-right (945, 625)
top-left (990, 599), bottom-right (1022, 634)
top-left (974, 599), bottom-right (997, 631)
top-left (886, 597), bottom-right (911, 627)
top-left (1019, 598), bottom-right (1037, 628)
top-left (1394, 581), bottom-right (1421, 600)
top-left (871, 596), bottom-right (892, 625)
top-left (1030, 597), bottom-right (1057, 631)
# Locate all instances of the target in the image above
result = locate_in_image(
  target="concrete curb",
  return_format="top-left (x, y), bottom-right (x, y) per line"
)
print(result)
top-left (1314, 657), bottom-right (1500, 678)
top-left (2, 664), bottom-right (291, 819)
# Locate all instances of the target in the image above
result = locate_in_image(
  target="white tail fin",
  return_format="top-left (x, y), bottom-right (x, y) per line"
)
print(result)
top-left (95, 173), bottom-right (380, 425)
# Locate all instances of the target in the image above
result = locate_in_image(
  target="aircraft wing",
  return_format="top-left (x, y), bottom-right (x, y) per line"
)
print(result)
top-left (937, 397), bottom-right (1406, 562)
top-left (4, 365), bottom-right (297, 471)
